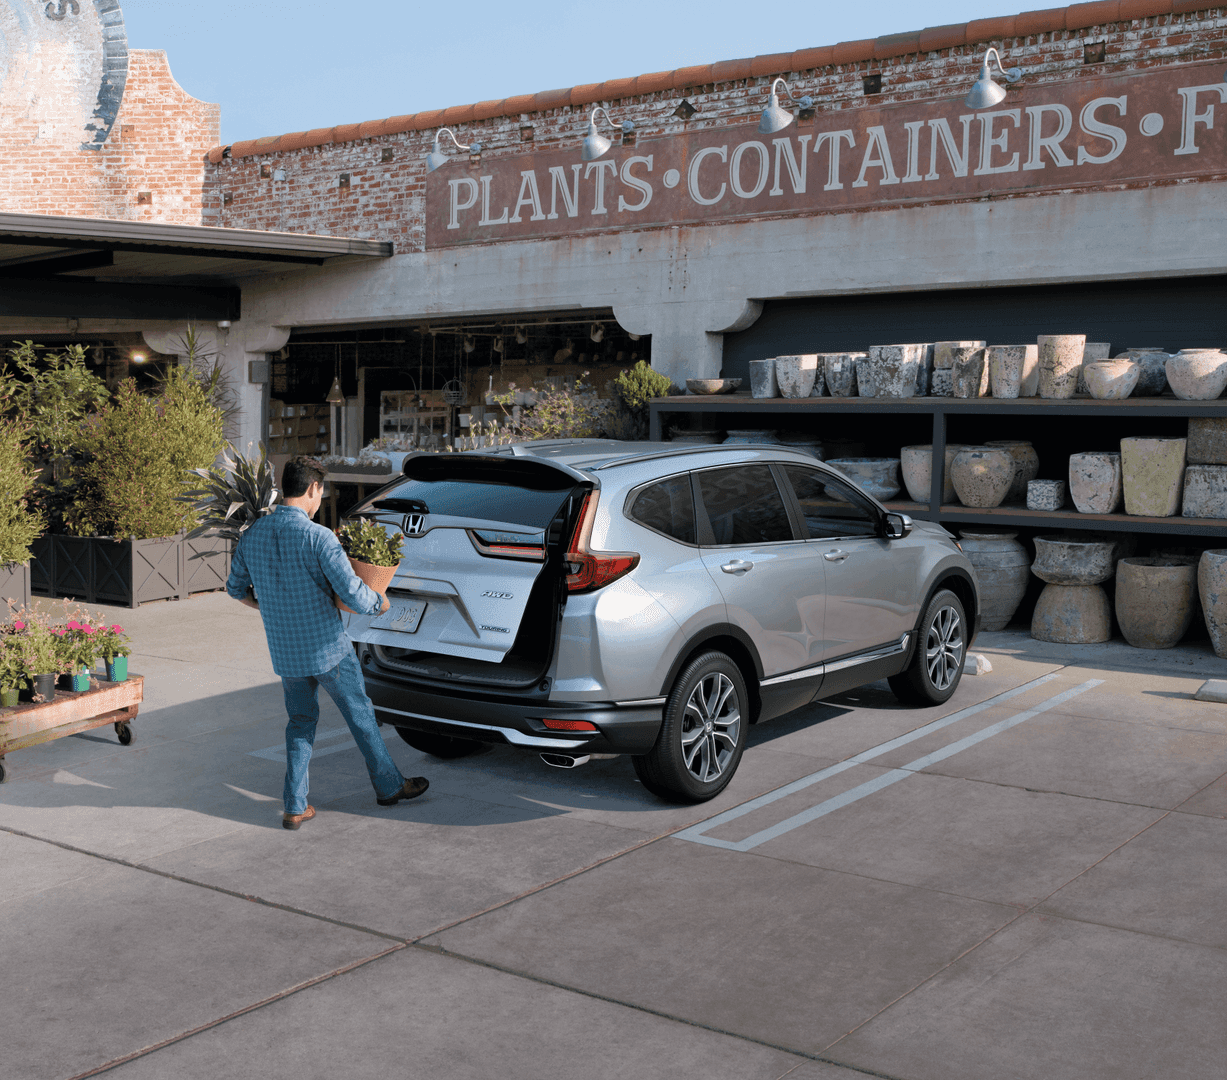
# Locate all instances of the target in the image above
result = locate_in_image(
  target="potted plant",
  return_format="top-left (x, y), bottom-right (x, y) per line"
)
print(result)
top-left (334, 519), bottom-right (403, 613)
top-left (11, 613), bottom-right (64, 703)
top-left (94, 623), bottom-right (131, 682)
top-left (0, 633), bottom-right (25, 707)
top-left (62, 618), bottom-right (100, 691)
top-left (182, 443), bottom-right (279, 546)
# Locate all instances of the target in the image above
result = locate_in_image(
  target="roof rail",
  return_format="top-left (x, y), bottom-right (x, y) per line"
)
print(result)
top-left (591, 442), bottom-right (799, 471)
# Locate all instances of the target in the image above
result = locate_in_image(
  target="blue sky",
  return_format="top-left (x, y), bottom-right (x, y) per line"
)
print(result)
top-left (120, 1), bottom-right (1024, 144)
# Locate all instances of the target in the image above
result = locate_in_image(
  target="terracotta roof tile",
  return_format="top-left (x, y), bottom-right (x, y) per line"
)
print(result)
top-left (919, 24), bottom-right (970, 51)
top-left (875, 31), bottom-right (921, 59)
top-left (831, 38), bottom-right (876, 65)
top-left (751, 52), bottom-right (793, 76)
top-left (209, 0), bottom-right (1194, 160)
top-left (1015, 7), bottom-right (1069, 35)
top-left (1066, 1), bottom-right (1121, 27)
top-left (790, 46), bottom-right (835, 70)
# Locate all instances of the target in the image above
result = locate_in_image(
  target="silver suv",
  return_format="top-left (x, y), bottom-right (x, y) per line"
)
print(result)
top-left (344, 441), bottom-right (980, 802)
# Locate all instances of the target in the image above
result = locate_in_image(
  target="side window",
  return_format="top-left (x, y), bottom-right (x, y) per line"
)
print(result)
top-left (783, 465), bottom-right (879, 539)
top-left (695, 465), bottom-right (796, 545)
top-left (628, 475), bottom-right (697, 544)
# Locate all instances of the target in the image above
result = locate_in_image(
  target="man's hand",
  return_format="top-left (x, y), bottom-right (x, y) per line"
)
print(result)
top-left (378, 593), bottom-right (391, 614)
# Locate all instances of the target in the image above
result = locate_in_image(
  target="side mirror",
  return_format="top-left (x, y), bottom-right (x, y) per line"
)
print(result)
top-left (884, 512), bottom-right (913, 539)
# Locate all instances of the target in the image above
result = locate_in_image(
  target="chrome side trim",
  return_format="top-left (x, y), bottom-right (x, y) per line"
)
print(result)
top-left (824, 633), bottom-right (911, 676)
top-left (372, 704), bottom-right (589, 750)
top-left (760, 664), bottom-right (825, 688)
top-left (613, 696), bottom-right (667, 707)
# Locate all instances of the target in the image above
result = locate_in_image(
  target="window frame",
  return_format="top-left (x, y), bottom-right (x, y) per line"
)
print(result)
top-left (777, 461), bottom-right (885, 542)
top-left (690, 463), bottom-right (804, 548)
top-left (623, 472), bottom-right (700, 547)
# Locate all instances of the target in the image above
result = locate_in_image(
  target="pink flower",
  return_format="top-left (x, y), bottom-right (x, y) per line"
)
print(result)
top-left (66, 621), bottom-right (81, 630)
top-left (111, 625), bottom-right (123, 633)
top-left (53, 629), bottom-right (65, 637)
top-left (82, 627), bottom-right (96, 635)
top-left (13, 620), bottom-right (24, 631)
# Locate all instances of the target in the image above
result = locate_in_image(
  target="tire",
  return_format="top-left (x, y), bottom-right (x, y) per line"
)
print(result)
top-left (116, 722), bottom-right (134, 746)
top-left (632, 651), bottom-right (748, 803)
top-left (889, 588), bottom-right (967, 706)
top-left (393, 727), bottom-right (482, 759)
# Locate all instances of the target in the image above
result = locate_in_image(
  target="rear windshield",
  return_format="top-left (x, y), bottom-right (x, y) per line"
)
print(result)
top-left (373, 477), bottom-right (572, 529)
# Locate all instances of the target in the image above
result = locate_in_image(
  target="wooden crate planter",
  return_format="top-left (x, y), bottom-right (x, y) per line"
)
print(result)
top-left (0, 561), bottom-right (31, 609)
top-left (0, 675), bottom-right (143, 783)
top-left (31, 533), bottom-right (230, 608)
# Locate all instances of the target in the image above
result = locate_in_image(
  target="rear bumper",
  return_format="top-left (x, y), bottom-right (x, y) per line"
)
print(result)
top-left (362, 667), bottom-right (663, 755)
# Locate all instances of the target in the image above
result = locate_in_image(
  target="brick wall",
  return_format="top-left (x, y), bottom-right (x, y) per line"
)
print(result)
top-left (204, 7), bottom-right (1227, 251)
top-left (0, 49), bottom-right (219, 224)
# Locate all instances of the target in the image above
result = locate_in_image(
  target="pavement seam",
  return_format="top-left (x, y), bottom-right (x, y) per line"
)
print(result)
top-left (819, 809), bottom-right (1177, 1054)
top-left (60, 942), bottom-right (408, 1080)
top-left (412, 940), bottom-right (906, 1080)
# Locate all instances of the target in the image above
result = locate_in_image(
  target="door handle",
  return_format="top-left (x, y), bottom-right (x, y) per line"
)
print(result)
top-left (721, 560), bottom-right (754, 574)
top-left (823, 549), bottom-right (849, 562)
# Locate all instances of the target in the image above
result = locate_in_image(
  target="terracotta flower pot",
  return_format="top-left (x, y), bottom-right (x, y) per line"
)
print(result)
top-left (336, 558), bottom-right (398, 614)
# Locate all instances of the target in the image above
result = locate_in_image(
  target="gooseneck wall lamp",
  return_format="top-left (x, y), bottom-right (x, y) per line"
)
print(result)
top-left (580, 107), bottom-right (634, 161)
top-left (425, 127), bottom-right (481, 172)
top-left (964, 48), bottom-right (1023, 109)
top-left (758, 78), bottom-right (813, 134)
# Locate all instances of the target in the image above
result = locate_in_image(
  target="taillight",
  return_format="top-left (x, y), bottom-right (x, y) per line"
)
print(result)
top-left (565, 491), bottom-right (639, 593)
top-left (541, 717), bottom-right (598, 732)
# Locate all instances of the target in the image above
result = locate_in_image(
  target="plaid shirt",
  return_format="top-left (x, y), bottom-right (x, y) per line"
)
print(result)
top-left (227, 505), bottom-right (382, 677)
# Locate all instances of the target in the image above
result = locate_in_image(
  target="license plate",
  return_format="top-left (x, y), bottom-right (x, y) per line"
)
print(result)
top-left (369, 600), bottom-right (426, 634)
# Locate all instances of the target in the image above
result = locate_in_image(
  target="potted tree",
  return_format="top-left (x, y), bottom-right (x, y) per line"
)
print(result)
top-left (335, 519), bottom-right (403, 613)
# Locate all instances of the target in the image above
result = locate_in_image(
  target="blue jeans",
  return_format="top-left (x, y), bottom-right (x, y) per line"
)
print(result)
top-left (281, 649), bottom-right (404, 814)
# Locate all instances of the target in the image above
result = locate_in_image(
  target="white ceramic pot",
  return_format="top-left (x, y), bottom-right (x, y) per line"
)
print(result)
top-left (824, 353), bottom-right (863, 397)
top-left (1084, 360), bottom-right (1140, 400)
top-left (1068, 451), bottom-right (1122, 514)
top-left (958, 529), bottom-right (1032, 631)
top-left (749, 358), bottom-right (778, 398)
top-left (1198, 549), bottom-right (1227, 658)
top-left (868, 344), bottom-right (926, 398)
top-left (952, 348), bottom-right (990, 399)
top-left (1166, 349), bottom-right (1227, 400)
top-left (1037, 334), bottom-right (1087, 399)
top-left (985, 440), bottom-right (1039, 503)
top-left (987, 345), bottom-right (1028, 399)
top-left (950, 447), bottom-right (1014, 508)
top-left (775, 355), bottom-right (819, 398)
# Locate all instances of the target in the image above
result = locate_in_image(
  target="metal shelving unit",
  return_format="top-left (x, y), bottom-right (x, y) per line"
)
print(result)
top-left (649, 395), bottom-right (1227, 537)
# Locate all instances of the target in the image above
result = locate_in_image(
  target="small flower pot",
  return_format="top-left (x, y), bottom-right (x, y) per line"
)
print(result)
top-left (0, 687), bottom-right (19, 708)
top-left (105, 656), bottom-right (128, 683)
top-left (21, 673), bottom-right (57, 703)
top-left (336, 558), bottom-right (399, 614)
top-left (71, 670), bottom-right (91, 692)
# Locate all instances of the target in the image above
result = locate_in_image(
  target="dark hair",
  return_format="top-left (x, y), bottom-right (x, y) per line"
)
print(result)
top-left (282, 456), bottom-right (327, 498)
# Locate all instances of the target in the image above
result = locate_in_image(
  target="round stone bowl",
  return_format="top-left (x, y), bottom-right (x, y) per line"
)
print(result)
top-left (1166, 350), bottom-right (1227, 400)
top-left (1084, 360), bottom-right (1140, 400)
top-left (826, 457), bottom-right (901, 501)
top-left (1032, 533), bottom-right (1119, 585)
top-left (686, 378), bottom-right (742, 395)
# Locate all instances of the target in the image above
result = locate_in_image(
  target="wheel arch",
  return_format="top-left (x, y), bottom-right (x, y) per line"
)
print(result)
top-left (913, 567), bottom-right (980, 656)
top-left (657, 623), bottom-right (764, 723)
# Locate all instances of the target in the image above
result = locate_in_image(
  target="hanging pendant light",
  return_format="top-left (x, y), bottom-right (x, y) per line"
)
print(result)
top-left (758, 78), bottom-right (813, 134)
top-left (580, 107), bottom-right (634, 161)
top-left (325, 376), bottom-right (345, 405)
top-left (964, 47), bottom-right (1023, 109)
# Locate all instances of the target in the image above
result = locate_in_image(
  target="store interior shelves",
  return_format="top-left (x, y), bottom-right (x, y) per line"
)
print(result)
top-left (650, 394), bottom-right (1227, 538)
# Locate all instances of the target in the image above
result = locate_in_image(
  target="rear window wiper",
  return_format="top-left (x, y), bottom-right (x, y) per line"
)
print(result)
top-left (371, 497), bottom-right (429, 514)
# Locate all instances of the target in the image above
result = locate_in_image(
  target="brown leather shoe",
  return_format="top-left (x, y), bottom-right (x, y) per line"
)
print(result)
top-left (282, 805), bottom-right (316, 830)
top-left (376, 777), bottom-right (429, 805)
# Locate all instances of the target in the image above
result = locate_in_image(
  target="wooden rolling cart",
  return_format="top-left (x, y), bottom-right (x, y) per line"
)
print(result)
top-left (0, 675), bottom-right (144, 783)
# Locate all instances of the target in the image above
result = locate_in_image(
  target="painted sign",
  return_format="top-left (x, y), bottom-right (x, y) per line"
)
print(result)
top-left (425, 60), bottom-right (1227, 249)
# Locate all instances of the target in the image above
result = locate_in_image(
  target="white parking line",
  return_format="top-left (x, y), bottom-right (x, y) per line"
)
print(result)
top-left (674, 674), bottom-right (1101, 853)
top-left (247, 724), bottom-right (394, 763)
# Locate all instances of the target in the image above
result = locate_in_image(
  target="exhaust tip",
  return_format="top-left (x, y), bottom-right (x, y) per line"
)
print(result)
top-left (540, 752), bottom-right (591, 769)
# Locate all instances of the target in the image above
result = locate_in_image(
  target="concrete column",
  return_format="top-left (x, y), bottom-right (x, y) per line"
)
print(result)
top-left (611, 298), bottom-right (763, 386)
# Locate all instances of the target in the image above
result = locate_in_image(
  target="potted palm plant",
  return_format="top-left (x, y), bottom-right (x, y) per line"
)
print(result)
top-left (182, 444), bottom-right (279, 546)
top-left (334, 519), bottom-right (403, 613)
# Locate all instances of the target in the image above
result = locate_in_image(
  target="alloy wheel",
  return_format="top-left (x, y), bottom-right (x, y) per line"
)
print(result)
top-left (680, 672), bottom-right (741, 783)
top-left (925, 604), bottom-right (964, 691)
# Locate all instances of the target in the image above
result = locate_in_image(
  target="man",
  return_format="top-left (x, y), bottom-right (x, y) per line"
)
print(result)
top-left (227, 455), bottom-right (428, 829)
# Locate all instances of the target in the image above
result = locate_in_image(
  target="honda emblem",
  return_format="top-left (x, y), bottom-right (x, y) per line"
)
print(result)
top-left (403, 513), bottom-right (426, 536)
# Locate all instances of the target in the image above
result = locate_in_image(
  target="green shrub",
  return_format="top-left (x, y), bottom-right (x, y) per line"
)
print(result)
top-left (70, 371), bottom-right (225, 539)
top-left (336, 519), bottom-right (404, 567)
top-left (1, 341), bottom-right (109, 461)
top-left (492, 376), bottom-right (611, 441)
top-left (0, 416), bottom-right (44, 566)
top-left (610, 361), bottom-right (676, 440)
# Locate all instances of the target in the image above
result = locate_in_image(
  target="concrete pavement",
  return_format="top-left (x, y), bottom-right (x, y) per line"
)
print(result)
top-left (1, 592), bottom-right (1224, 1079)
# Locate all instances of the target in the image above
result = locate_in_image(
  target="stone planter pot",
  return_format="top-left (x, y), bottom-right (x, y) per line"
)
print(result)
top-left (900, 444), bottom-right (968, 504)
top-left (1037, 334), bottom-right (1087, 399)
top-left (809, 362), bottom-right (828, 397)
top-left (1027, 479), bottom-right (1065, 511)
top-left (1121, 436), bottom-right (1186, 517)
top-left (914, 344), bottom-right (935, 396)
top-left (1187, 418), bottom-right (1227, 464)
top-left (986, 345), bottom-right (1030, 399)
top-left (723, 429), bottom-right (779, 445)
top-left (950, 446), bottom-right (1014, 508)
top-left (775, 355), bottom-right (819, 399)
top-left (985, 440), bottom-right (1039, 504)
top-left (952, 348), bottom-right (990, 399)
top-left (1068, 451), bottom-right (1122, 514)
top-left (933, 341), bottom-right (986, 370)
top-left (1198, 549), bottom-right (1227, 658)
top-left (1182, 465), bottom-right (1227, 518)
top-left (868, 344), bottom-right (926, 398)
top-left (958, 529), bottom-right (1031, 631)
top-left (749, 358), bottom-right (779, 398)
top-left (1077, 342), bottom-right (1111, 395)
top-left (1115, 557), bottom-right (1197, 649)
top-left (930, 369), bottom-right (954, 397)
top-left (824, 353), bottom-right (862, 397)
top-left (854, 355), bottom-right (877, 398)
top-left (1117, 349), bottom-right (1170, 396)
top-left (1166, 349), bottom-right (1227, 400)
top-left (1031, 583), bottom-right (1113, 643)
top-left (0, 562), bottom-right (31, 609)
top-left (1084, 360), bottom-right (1140, 400)
top-left (827, 458), bottom-right (901, 501)
top-left (1032, 533), bottom-right (1119, 585)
